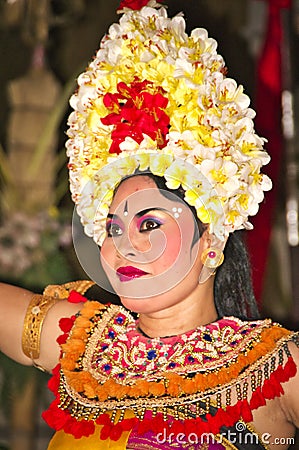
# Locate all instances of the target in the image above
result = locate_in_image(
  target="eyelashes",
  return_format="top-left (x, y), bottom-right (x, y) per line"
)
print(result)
top-left (106, 215), bottom-right (164, 237)
top-left (137, 215), bottom-right (164, 233)
top-left (106, 219), bottom-right (124, 237)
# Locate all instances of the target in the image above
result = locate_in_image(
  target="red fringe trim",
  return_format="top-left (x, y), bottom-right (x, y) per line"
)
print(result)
top-left (43, 356), bottom-right (297, 440)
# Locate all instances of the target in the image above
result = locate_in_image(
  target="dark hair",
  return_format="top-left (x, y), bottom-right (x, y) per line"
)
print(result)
top-left (131, 171), bottom-right (260, 320)
top-left (215, 231), bottom-right (260, 320)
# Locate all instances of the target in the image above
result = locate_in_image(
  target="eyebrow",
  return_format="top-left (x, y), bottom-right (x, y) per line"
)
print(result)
top-left (107, 207), bottom-right (167, 220)
top-left (135, 207), bottom-right (167, 217)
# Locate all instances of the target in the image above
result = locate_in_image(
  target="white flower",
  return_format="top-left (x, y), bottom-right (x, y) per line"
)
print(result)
top-left (217, 78), bottom-right (251, 110)
top-left (200, 158), bottom-right (240, 196)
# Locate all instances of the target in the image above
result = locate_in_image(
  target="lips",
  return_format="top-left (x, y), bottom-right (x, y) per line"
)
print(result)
top-left (116, 266), bottom-right (148, 282)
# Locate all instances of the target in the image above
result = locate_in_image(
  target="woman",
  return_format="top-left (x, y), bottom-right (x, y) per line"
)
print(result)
top-left (0, 1), bottom-right (299, 448)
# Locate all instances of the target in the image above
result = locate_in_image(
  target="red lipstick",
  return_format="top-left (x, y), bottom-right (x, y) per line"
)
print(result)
top-left (116, 266), bottom-right (148, 282)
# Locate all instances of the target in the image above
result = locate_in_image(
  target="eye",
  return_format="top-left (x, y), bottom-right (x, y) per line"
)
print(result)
top-left (106, 221), bottom-right (123, 237)
top-left (139, 217), bottom-right (163, 233)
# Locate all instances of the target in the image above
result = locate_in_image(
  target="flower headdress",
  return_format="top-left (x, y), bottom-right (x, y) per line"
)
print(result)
top-left (66, 0), bottom-right (272, 245)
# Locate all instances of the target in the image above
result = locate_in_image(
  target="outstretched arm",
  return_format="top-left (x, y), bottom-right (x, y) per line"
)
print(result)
top-left (0, 282), bottom-right (82, 372)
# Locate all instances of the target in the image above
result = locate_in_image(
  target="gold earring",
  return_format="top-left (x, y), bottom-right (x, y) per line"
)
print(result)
top-left (201, 248), bottom-right (224, 269)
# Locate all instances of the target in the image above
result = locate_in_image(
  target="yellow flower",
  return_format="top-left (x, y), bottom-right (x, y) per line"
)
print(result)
top-left (164, 161), bottom-right (190, 190)
top-left (150, 153), bottom-right (173, 176)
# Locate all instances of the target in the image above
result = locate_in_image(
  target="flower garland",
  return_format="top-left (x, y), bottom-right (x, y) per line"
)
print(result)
top-left (66, 1), bottom-right (272, 245)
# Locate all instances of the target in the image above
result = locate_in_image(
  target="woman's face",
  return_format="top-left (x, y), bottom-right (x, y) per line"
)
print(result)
top-left (100, 175), bottom-right (205, 313)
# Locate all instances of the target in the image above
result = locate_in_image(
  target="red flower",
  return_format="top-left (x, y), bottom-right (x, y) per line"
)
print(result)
top-left (101, 80), bottom-right (169, 154)
top-left (118, 0), bottom-right (150, 11)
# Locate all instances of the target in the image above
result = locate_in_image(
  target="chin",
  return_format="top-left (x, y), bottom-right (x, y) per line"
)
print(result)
top-left (120, 296), bottom-right (168, 314)
top-left (119, 296), bottom-right (157, 314)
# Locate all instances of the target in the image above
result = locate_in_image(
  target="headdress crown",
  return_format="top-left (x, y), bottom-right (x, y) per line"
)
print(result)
top-left (67, 0), bottom-right (272, 245)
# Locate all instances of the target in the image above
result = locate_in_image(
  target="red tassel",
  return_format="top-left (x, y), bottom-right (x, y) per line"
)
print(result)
top-left (64, 418), bottom-right (95, 439)
top-left (262, 378), bottom-right (276, 399)
top-left (110, 423), bottom-right (124, 441)
top-left (240, 400), bottom-right (253, 423)
top-left (59, 316), bottom-right (76, 332)
top-left (42, 397), bottom-right (70, 431)
top-left (121, 418), bottom-right (138, 431)
top-left (137, 418), bottom-right (152, 434)
top-left (269, 372), bottom-right (284, 396)
top-left (56, 333), bottom-right (68, 345)
top-left (249, 386), bottom-right (266, 410)
top-left (225, 403), bottom-right (241, 424)
top-left (68, 290), bottom-right (88, 303)
top-left (170, 420), bottom-right (184, 435)
top-left (47, 364), bottom-right (60, 394)
top-left (208, 409), bottom-right (226, 434)
top-left (96, 413), bottom-right (112, 426)
top-left (273, 364), bottom-right (284, 382)
top-left (283, 357), bottom-right (297, 380)
top-left (184, 418), bottom-right (203, 435)
top-left (100, 424), bottom-right (113, 440)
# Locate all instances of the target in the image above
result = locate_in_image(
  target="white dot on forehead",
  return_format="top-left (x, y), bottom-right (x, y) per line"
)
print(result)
top-left (123, 200), bottom-right (128, 216)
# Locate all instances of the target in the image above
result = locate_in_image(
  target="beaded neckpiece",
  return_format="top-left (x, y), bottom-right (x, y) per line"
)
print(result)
top-left (43, 297), bottom-right (298, 443)
top-left (83, 307), bottom-right (272, 382)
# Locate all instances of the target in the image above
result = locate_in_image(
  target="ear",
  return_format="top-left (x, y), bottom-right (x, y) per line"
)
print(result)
top-left (203, 230), bottom-right (228, 253)
top-left (198, 229), bottom-right (227, 284)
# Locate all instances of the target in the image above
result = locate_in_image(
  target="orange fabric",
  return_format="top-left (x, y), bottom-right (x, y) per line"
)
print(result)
top-left (47, 423), bottom-right (131, 450)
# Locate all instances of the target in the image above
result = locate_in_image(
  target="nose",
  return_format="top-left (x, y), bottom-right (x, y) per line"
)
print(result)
top-left (115, 228), bottom-right (152, 261)
top-left (115, 231), bottom-right (138, 259)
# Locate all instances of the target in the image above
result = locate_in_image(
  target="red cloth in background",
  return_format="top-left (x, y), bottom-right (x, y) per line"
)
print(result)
top-left (247, 0), bottom-right (291, 304)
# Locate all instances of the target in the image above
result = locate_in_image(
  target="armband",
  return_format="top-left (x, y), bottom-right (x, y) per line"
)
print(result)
top-left (21, 280), bottom-right (95, 362)
top-left (21, 293), bottom-right (60, 361)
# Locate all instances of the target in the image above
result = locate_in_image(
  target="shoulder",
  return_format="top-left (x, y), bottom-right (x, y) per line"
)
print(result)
top-left (278, 333), bottom-right (299, 427)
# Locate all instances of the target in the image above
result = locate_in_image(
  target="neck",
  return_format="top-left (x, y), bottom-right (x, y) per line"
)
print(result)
top-left (137, 282), bottom-right (218, 339)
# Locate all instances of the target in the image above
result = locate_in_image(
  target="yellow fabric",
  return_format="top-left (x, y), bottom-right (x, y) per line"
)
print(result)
top-left (47, 423), bottom-right (131, 450)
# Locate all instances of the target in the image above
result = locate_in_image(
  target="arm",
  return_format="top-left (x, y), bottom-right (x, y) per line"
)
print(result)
top-left (0, 282), bottom-right (83, 372)
top-left (281, 339), bottom-right (299, 428)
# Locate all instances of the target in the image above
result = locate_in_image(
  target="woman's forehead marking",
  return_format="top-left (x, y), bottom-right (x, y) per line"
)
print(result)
top-left (124, 200), bottom-right (128, 216)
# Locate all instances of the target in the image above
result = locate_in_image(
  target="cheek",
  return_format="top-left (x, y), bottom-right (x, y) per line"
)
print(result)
top-left (153, 225), bottom-right (182, 270)
top-left (100, 239), bottom-right (115, 267)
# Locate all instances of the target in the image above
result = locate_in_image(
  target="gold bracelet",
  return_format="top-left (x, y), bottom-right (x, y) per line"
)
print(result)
top-left (21, 280), bottom-right (95, 361)
top-left (21, 294), bottom-right (60, 360)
